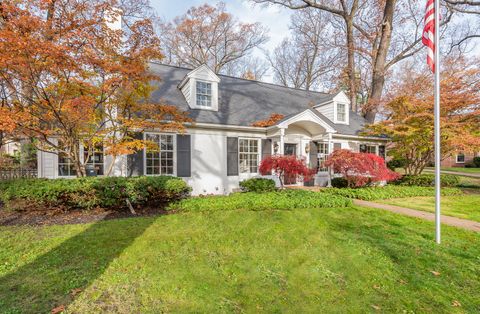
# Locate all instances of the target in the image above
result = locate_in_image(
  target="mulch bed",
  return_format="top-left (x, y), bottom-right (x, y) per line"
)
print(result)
top-left (0, 205), bottom-right (172, 227)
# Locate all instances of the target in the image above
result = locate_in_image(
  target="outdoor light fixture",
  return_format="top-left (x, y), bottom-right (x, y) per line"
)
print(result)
top-left (273, 142), bottom-right (279, 153)
top-left (305, 143), bottom-right (310, 154)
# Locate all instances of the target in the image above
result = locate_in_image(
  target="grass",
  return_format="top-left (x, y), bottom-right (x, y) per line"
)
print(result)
top-left (379, 193), bottom-right (480, 222)
top-left (425, 167), bottom-right (480, 174)
top-left (1, 206), bottom-right (479, 313)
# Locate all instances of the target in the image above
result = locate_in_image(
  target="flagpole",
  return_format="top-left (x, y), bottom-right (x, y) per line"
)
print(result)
top-left (434, 0), bottom-right (441, 244)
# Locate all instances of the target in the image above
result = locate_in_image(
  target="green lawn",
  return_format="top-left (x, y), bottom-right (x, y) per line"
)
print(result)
top-left (425, 167), bottom-right (480, 174)
top-left (1, 206), bottom-right (479, 313)
top-left (379, 194), bottom-right (480, 222)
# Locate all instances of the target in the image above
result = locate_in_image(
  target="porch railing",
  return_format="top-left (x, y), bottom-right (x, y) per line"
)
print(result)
top-left (0, 169), bottom-right (38, 180)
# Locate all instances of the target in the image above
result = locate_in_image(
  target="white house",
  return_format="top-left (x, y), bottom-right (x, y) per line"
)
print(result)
top-left (37, 63), bottom-right (388, 195)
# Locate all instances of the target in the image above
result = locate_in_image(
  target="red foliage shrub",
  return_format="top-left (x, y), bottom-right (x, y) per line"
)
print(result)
top-left (324, 149), bottom-right (400, 187)
top-left (259, 155), bottom-right (316, 188)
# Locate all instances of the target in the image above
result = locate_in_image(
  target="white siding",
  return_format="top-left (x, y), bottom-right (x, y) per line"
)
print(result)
top-left (316, 103), bottom-right (335, 121)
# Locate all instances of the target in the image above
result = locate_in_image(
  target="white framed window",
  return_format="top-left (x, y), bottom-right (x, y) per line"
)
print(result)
top-left (336, 103), bottom-right (346, 122)
top-left (196, 81), bottom-right (212, 107)
top-left (84, 143), bottom-right (104, 175)
top-left (145, 133), bottom-right (175, 175)
top-left (360, 144), bottom-right (377, 155)
top-left (239, 138), bottom-right (259, 174)
top-left (317, 142), bottom-right (329, 172)
top-left (456, 152), bottom-right (465, 163)
top-left (58, 151), bottom-right (76, 176)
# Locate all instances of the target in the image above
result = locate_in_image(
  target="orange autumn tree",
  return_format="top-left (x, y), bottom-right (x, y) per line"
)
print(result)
top-left (251, 113), bottom-right (285, 127)
top-left (366, 57), bottom-right (480, 175)
top-left (0, 0), bottom-right (190, 176)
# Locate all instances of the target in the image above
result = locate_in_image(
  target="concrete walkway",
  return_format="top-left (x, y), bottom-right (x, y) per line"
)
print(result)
top-left (353, 199), bottom-right (480, 232)
top-left (423, 168), bottom-right (480, 178)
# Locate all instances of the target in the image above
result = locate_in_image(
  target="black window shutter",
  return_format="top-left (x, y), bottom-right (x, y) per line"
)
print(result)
top-left (227, 137), bottom-right (239, 176)
top-left (261, 139), bottom-right (272, 174)
top-left (359, 144), bottom-right (367, 153)
top-left (176, 134), bottom-right (191, 177)
top-left (127, 132), bottom-right (144, 177)
top-left (378, 145), bottom-right (386, 159)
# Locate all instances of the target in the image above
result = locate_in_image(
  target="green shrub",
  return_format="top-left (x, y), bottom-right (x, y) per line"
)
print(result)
top-left (473, 157), bottom-right (480, 167)
top-left (319, 185), bottom-right (462, 201)
top-left (386, 158), bottom-right (407, 171)
top-left (394, 174), bottom-right (459, 187)
top-left (239, 178), bottom-right (276, 192)
top-left (0, 176), bottom-right (191, 211)
top-left (331, 177), bottom-right (348, 188)
top-left (465, 162), bottom-right (476, 168)
top-left (168, 189), bottom-right (352, 212)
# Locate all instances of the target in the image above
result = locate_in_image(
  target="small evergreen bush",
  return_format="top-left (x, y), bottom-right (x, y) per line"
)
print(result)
top-left (394, 174), bottom-right (459, 187)
top-left (0, 176), bottom-right (191, 211)
top-left (386, 158), bottom-right (407, 171)
top-left (331, 177), bottom-right (348, 188)
top-left (239, 178), bottom-right (276, 192)
top-left (473, 157), bottom-right (480, 168)
top-left (168, 189), bottom-right (351, 212)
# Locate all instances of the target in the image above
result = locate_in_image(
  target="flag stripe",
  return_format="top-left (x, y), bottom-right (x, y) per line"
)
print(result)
top-left (422, 0), bottom-right (435, 73)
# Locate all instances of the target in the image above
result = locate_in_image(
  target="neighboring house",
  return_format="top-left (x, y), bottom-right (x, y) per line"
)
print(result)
top-left (37, 63), bottom-right (388, 195)
top-left (441, 151), bottom-right (480, 167)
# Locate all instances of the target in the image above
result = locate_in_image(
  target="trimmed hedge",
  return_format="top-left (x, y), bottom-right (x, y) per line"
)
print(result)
top-left (0, 176), bottom-right (191, 211)
top-left (331, 177), bottom-right (349, 188)
top-left (319, 185), bottom-right (463, 201)
top-left (168, 189), bottom-right (352, 212)
top-left (239, 178), bottom-right (276, 192)
top-left (394, 174), bottom-right (460, 187)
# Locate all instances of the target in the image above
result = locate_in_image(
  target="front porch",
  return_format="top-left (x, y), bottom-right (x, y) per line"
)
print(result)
top-left (266, 109), bottom-right (337, 187)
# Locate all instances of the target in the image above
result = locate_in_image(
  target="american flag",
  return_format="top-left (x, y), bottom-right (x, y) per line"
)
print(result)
top-left (422, 0), bottom-right (435, 73)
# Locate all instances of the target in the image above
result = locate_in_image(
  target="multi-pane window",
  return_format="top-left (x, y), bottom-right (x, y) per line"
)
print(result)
top-left (456, 152), bottom-right (465, 163)
top-left (337, 103), bottom-right (346, 122)
top-left (58, 151), bottom-right (76, 176)
top-left (145, 134), bottom-right (174, 175)
top-left (196, 81), bottom-right (212, 107)
top-left (239, 139), bottom-right (259, 173)
top-left (317, 142), bottom-right (329, 172)
top-left (360, 144), bottom-right (377, 155)
top-left (84, 143), bottom-right (104, 175)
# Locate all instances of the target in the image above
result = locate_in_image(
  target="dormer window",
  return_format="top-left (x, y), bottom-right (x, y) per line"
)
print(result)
top-left (196, 81), bottom-right (212, 107)
top-left (337, 103), bottom-right (346, 122)
top-left (179, 64), bottom-right (220, 111)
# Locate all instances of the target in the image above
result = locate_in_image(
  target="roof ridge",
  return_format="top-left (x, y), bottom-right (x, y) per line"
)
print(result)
top-left (148, 61), bottom-right (333, 97)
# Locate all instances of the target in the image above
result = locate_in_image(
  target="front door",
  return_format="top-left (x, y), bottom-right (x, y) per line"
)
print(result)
top-left (284, 144), bottom-right (297, 185)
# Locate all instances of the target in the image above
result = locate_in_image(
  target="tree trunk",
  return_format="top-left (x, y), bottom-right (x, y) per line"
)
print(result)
top-left (345, 19), bottom-right (358, 112)
top-left (364, 0), bottom-right (396, 123)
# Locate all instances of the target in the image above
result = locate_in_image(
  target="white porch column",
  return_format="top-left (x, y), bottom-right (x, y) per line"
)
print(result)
top-left (327, 132), bottom-right (333, 188)
top-left (279, 127), bottom-right (285, 155)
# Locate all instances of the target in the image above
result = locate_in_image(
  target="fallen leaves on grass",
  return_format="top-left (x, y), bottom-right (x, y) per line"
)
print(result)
top-left (430, 270), bottom-right (441, 276)
top-left (51, 305), bottom-right (65, 314)
top-left (452, 300), bottom-right (462, 307)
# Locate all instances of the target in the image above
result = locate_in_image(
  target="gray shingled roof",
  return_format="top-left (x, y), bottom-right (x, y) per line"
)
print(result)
top-left (149, 62), bottom-right (367, 135)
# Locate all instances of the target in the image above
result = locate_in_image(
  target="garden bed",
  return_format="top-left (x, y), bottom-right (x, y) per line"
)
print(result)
top-left (0, 205), bottom-right (173, 227)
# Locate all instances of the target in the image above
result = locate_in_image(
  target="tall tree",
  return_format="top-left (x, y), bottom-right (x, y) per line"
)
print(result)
top-left (268, 8), bottom-right (341, 91)
top-left (365, 57), bottom-right (480, 175)
top-left (0, 0), bottom-right (190, 176)
top-left (254, 0), bottom-right (479, 122)
top-left (158, 2), bottom-right (269, 75)
top-left (253, 0), bottom-right (361, 110)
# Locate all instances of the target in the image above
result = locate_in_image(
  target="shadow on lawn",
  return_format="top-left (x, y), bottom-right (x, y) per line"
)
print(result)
top-left (0, 214), bottom-right (156, 313)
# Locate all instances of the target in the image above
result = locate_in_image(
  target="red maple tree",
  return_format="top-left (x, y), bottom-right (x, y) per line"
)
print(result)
top-left (259, 155), bottom-right (316, 188)
top-left (251, 113), bottom-right (285, 127)
top-left (324, 149), bottom-right (399, 187)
